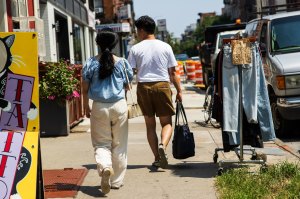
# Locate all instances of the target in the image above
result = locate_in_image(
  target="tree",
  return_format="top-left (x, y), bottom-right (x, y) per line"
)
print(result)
top-left (162, 15), bottom-right (232, 57)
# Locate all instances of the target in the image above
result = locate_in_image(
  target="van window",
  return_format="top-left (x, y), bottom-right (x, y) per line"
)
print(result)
top-left (271, 15), bottom-right (300, 53)
top-left (260, 24), bottom-right (267, 45)
top-left (245, 21), bottom-right (258, 37)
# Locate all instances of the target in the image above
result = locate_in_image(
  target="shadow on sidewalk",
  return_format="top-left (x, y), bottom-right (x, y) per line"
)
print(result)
top-left (169, 162), bottom-right (219, 178)
top-left (82, 164), bottom-right (97, 170)
top-left (125, 162), bottom-right (219, 177)
top-left (79, 185), bottom-right (107, 198)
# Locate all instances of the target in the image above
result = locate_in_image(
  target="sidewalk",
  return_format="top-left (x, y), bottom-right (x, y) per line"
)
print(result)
top-left (40, 82), bottom-right (300, 199)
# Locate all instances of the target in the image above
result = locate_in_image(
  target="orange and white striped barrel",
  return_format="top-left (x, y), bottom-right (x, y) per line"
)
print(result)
top-left (195, 61), bottom-right (203, 85)
top-left (175, 62), bottom-right (181, 78)
top-left (186, 61), bottom-right (196, 81)
top-left (177, 61), bottom-right (184, 76)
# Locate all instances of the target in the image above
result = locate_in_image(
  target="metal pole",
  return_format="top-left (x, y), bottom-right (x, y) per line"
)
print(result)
top-left (239, 65), bottom-right (244, 161)
top-left (161, 31), bottom-right (165, 42)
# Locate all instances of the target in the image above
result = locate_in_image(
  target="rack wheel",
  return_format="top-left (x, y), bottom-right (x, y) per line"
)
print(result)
top-left (251, 153), bottom-right (267, 162)
top-left (260, 164), bottom-right (268, 173)
top-left (213, 154), bottom-right (218, 163)
top-left (217, 168), bottom-right (223, 176)
top-left (250, 153), bottom-right (257, 160)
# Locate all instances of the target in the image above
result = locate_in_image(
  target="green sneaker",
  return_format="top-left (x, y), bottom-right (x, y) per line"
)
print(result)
top-left (152, 160), bottom-right (160, 167)
top-left (101, 168), bottom-right (111, 194)
top-left (158, 144), bottom-right (168, 169)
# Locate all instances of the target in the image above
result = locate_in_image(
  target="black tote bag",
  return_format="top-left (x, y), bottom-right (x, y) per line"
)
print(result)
top-left (172, 102), bottom-right (195, 159)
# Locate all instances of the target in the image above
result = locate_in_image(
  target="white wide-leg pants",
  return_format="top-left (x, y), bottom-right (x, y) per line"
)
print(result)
top-left (90, 99), bottom-right (128, 187)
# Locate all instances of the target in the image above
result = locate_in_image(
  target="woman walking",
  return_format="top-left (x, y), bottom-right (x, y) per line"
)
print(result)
top-left (82, 28), bottom-right (133, 194)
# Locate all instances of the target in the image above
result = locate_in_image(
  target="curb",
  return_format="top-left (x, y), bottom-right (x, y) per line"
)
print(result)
top-left (273, 138), bottom-right (300, 159)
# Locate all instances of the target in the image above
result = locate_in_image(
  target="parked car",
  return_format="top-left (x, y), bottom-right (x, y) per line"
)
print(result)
top-left (175, 54), bottom-right (189, 61)
top-left (245, 10), bottom-right (300, 135)
top-left (191, 56), bottom-right (200, 61)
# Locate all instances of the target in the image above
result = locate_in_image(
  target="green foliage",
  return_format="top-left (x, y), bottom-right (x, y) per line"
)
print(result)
top-left (216, 161), bottom-right (300, 199)
top-left (194, 15), bottom-right (232, 44)
top-left (39, 60), bottom-right (80, 104)
top-left (166, 15), bottom-right (232, 57)
top-left (179, 39), bottom-right (198, 57)
top-left (166, 32), bottom-right (181, 54)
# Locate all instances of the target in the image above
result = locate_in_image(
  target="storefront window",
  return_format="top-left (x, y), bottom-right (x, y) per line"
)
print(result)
top-left (11, 0), bottom-right (28, 17)
top-left (95, 0), bottom-right (104, 14)
top-left (73, 23), bottom-right (85, 64)
top-left (88, 0), bottom-right (94, 11)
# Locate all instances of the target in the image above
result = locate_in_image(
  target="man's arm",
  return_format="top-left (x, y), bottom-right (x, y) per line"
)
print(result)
top-left (82, 81), bottom-right (91, 118)
top-left (168, 67), bottom-right (182, 102)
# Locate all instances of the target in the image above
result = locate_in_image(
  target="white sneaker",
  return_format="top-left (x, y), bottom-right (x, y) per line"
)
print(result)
top-left (101, 168), bottom-right (111, 194)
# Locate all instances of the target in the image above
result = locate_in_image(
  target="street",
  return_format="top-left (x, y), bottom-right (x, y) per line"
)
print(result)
top-left (278, 120), bottom-right (300, 155)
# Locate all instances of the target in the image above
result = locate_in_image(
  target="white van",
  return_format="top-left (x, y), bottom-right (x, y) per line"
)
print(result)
top-left (245, 10), bottom-right (300, 135)
top-left (211, 29), bottom-right (244, 72)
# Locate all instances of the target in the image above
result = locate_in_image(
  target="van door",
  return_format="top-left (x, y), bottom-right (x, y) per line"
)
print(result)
top-left (259, 22), bottom-right (271, 81)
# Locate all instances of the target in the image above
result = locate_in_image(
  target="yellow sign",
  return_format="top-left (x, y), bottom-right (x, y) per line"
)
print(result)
top-left (0, 32), bottom-right (39, 199)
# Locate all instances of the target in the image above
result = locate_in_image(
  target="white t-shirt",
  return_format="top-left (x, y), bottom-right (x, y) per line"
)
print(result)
top-left (127, 39), bottom-right (177, 82)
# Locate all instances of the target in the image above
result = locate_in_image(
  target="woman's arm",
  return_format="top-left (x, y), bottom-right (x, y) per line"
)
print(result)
top-left (82, 80), bottom-right (91, 118)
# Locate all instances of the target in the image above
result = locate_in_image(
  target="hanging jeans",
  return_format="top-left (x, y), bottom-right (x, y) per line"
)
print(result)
top-left (222, 43), bottom-right (276, 145)
top-left (90, 99), bottom-right (128, 188)
top-left (222, 44), bottom-right (258, 133)
top-left (256, 50), bottom-right (276, 141)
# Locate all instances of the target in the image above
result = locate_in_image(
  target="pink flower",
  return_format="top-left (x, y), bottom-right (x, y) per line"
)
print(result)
top-left (66, 91), bottom-right (80, 100)
top-left (72, 90), bottom-right (80, 98)
top-left (48, 96), bottom-right (56, 100)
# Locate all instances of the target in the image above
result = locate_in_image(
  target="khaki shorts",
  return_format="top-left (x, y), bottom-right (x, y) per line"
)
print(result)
top-left (137, 81), bottom-right (175, 117)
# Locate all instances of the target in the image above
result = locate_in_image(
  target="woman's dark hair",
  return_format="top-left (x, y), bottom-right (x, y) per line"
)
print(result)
top-left (95, 28), bottom-right (118, 79)
top-left (134, 15), bottom-right (156, 34)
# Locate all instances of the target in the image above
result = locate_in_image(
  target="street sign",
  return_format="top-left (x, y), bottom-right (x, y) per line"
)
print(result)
top-left (118, 4), bottom-right (132, 20)
top-left (157, 19), bottom-right (167, 32)
top-left (96, 23), bottom-right (130, 32)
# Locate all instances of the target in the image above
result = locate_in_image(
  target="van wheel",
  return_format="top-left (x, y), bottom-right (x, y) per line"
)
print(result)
top-left (270, 96), bottom-right (286, 137)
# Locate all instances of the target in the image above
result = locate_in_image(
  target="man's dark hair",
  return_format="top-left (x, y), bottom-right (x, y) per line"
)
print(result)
top-left (135, 15), bottom-right (156, 34)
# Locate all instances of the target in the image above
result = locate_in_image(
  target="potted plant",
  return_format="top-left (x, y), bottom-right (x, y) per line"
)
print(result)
top-left (39, 60), bottom-right (81, 137)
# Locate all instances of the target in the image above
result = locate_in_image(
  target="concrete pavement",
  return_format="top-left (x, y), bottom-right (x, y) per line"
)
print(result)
top-left (40, 82), bottom-right (300, 199)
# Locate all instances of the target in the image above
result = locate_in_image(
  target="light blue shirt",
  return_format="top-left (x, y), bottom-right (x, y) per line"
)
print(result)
top-left (82, 57), bottom-right (133, 103)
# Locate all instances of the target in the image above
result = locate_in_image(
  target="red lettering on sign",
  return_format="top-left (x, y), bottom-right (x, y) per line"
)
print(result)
top-left (0, 132), bottom-right (14, 177)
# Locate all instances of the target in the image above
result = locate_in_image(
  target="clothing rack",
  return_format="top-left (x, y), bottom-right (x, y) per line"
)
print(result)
top-left (213, 36), bottom-right (267, 175)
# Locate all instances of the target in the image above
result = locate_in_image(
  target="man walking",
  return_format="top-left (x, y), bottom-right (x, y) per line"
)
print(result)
top-left (128, 15), bottom-right (182, 169)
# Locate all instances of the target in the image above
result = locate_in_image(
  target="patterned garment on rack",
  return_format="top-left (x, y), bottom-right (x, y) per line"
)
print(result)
top-left (231, 38), bottom-right (252, 65)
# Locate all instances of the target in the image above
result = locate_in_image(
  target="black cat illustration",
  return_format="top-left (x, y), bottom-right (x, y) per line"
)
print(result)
top-left (0, 34), bottom-right (37, 121)
top-left (10, 147), bottom-right (32, 199)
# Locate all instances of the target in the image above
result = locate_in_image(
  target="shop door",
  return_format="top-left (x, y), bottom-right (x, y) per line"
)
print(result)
top-left (54, 12), bottom-right (70, 61)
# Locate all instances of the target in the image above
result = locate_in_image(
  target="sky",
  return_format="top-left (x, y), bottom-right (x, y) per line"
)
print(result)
top-left (133, 0), bottom-right (224, 38)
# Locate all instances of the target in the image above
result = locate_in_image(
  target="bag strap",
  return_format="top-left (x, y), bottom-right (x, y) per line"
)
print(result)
top-left (175, 101), bottom-right (180, 125)
top-left (175, 101), bottom-right (188, 125)
top-left (121, 59), bottom-right (136, 104)
top-left (179, 102), bottom-right (188, 124)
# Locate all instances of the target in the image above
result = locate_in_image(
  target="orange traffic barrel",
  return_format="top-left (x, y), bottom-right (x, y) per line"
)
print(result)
top-left (186, 61), bottom-right (195, 81)
top-left (195, 61), bottom-right (203, 84)
top-left (194, 61), bottom-right (205, 88)
top-left (177, 61), bottom-right (184, 76)
top-left (175, 63), bottom-right (181, 78)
